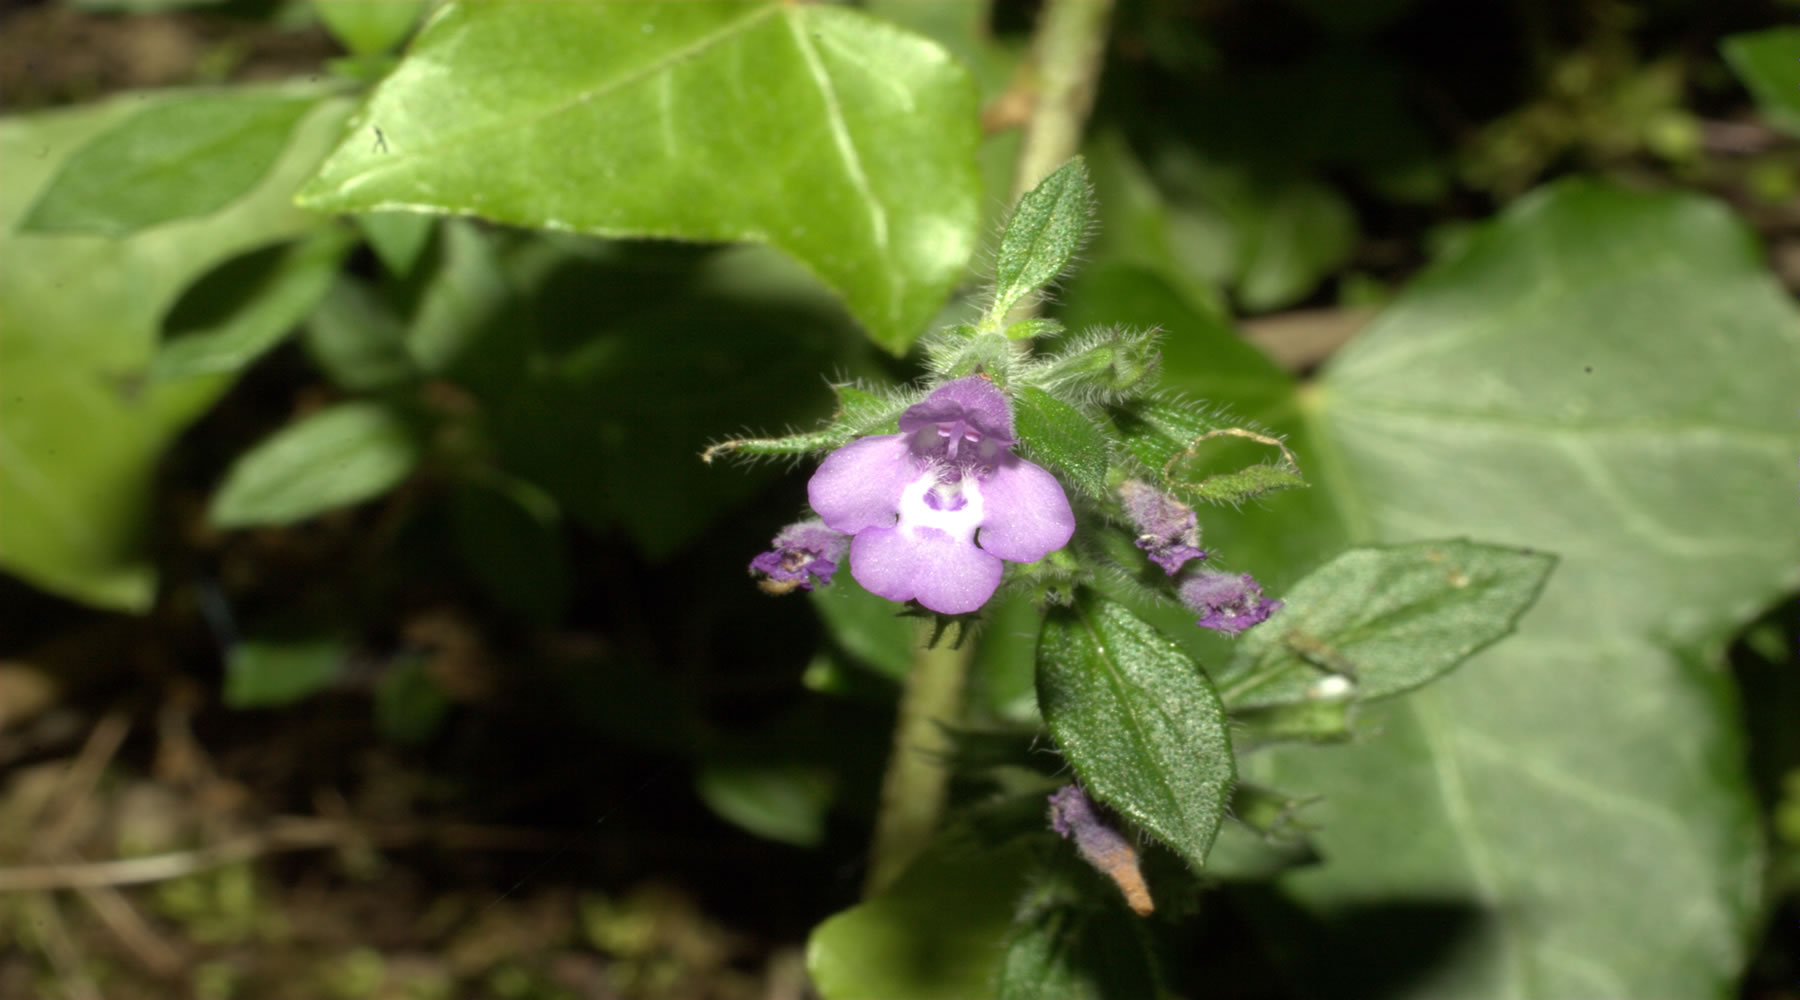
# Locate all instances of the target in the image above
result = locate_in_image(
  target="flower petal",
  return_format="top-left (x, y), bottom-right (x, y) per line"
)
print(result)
top-left (899, 376), bottom-right (1014, 444)
top-left (850, 524), bottom-right (1004, 614)
top-left (974, 456), bottom-right (1075, 563)
top-left (807, 434), bottom-right (919, 534)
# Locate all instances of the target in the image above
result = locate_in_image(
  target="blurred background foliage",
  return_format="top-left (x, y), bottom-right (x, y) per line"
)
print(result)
top-left (0, 0), bottom-right (1796, 998)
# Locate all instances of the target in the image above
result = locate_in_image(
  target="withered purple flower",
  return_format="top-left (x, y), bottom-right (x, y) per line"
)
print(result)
top-left (749, 519), bottom-right (848, 595)
top-left (807, 377), bottom-right (1074, 615)
top-left (1178, 570), bottom-right (1282, 636)
top-left (1118, 479), bottom-right (1205, 575)
top-left (1048, 785), bottom-right (1153, 916)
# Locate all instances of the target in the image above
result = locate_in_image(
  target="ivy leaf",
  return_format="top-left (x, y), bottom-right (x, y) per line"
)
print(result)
top-left (1218, 540), bottom-right (1556, 710)
top-left (990, 157), bottom-right (1094, 321)
top-left (296, 2), bottom-right (981, 353)
top-left (1038, 595), bottom-right (1235, 870)
top-left (0, 91), bottom-right (351, 610)
top-left (1012, 387), bottom-right (1109, 498)
top-left (22, 90), bottom-right (322, 237)
top-left (208, 401), bottom-right (420, 529)
top-left (1178, 181), bottom-right (1796, 999)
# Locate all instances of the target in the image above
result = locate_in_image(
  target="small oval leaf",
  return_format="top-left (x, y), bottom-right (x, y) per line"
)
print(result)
top-left (1038, 595), bottom-right (1234, 870)
top-left (209, 401), bottom-right (420, 528)
top-left (1218, 539), bottom-right (1556, 709)
top-left (991, 157), bottom-right (1095, 319)
top-left (22, 92), bottom-right (319, 237)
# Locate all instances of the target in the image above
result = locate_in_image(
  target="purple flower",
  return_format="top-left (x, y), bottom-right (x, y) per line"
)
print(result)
top-left (1048, 785), bottom-right (1153, 916)
top-left (806, 377), bottom-right (1075, 615)
top-left (1178, 570), bottom-right (1282, 636)
top-left (748, 519), bottom-right (848, 595)
top-left (1118, 480), bottom-right (1205, 575)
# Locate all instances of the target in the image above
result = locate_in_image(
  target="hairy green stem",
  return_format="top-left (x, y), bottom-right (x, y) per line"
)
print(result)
top-left (861, 0), bottom-right (1117, 898)
top-left (1009, 0), bottom-right (1117, 201)
top-left (862, 622), bottom-right (972, 896)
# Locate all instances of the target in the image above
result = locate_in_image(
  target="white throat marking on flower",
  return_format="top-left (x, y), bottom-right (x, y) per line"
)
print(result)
top-left (895, 468), bottom-right (985, 542)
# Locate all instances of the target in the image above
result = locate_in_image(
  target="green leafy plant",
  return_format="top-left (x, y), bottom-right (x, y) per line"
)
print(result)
top-left (1, 2), bottom-right (1794, 998)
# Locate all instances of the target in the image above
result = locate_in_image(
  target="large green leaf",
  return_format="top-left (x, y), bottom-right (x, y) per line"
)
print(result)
top-left (296, 1), bottom-right (981, 353)
top-left (0, 90), bottom-right (351, 610)
top-left (1038, 595), bottom-right (1235, 871)
top-left (1200, 182), bottom-right (1793, 998)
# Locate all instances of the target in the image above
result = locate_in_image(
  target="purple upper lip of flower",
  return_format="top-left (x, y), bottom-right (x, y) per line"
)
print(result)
top-left (806, 377), bottom-right (1075, 614)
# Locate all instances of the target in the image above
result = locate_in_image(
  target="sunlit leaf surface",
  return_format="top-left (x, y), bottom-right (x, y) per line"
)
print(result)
top-left (298, 2), bottom-right (981, 353)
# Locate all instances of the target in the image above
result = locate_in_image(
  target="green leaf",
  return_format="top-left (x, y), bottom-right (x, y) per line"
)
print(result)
top-left (1087, 135), bottom-right (1356, 314)
top-left (0, 91), bottom-right (352, 610)
top-left (209, 401), bottom-right (421, 528)
top-left (401, 219), bottom-right (516, 383)
top-left (694, 761), bottom-right (833, 848)
top-left (1218, 540), bottom-right (1556, 710)
top-left (1721, 28), bottom-right (1800, 139)
top-left (808, 808), bottom-right (1037, 1000)
top-left (482, 242), bottom-right (861, 558)
top-left (1217, 182), bottom-right (1797, 998)
top-left (152, 225), bottom-right (357, 379)
top-left (971, 587), bottom-right (1046, 723)
top-left (1112, 398), bottom-right (1306, 506)
top-left (1012, 387), bottom-right (1108, 498)
top-left (995, 862), bottom-right (1160, 1000)
top-left (1037, 595), bottom-right (1235, 870)
top-left (1232, 175), bottom-right (1356, 312)
top-left (810, 571), bottom-right (916, 682)
top-left (297, 2), bottom-right (981, 353)
top-left (449, 477), bottom-right (568, 626)
top-left (21, 91), bottom-right (321, 237)
top-left (224, 635), bottom-right (346, 708)
top-left (355, 212), bottom-right (434, 277)
top-left (315, 0), bottom-right (425, 56)
top-left (1229, 699), bottom-right (1352, 750)
top-left (1203, 785), bottom-right (1320, 881)
top-left (990, 157), bottom-right (1094, 322)
top-left (374, 654), bottom-right (451, 744)
top-left (302, 274), bottom-right (420, 392)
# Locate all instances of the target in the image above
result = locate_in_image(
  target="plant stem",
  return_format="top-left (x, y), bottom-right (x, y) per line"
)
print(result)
top-left (861, 0), bottom-right (1117, 898)
top-left (862, 622), bottom-right (972, 896)
top-left (1009, 0), bottom-right (1118, 202)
